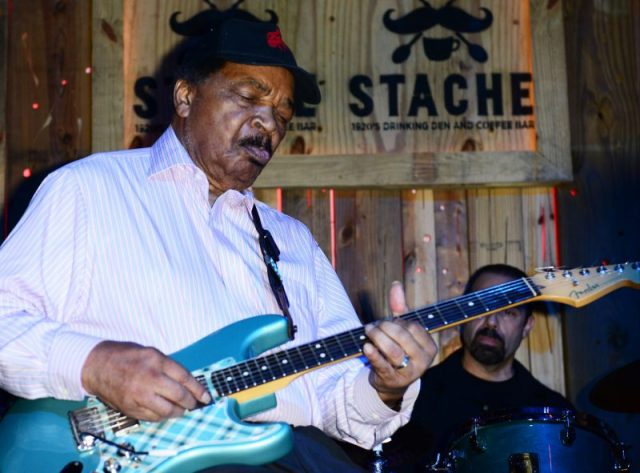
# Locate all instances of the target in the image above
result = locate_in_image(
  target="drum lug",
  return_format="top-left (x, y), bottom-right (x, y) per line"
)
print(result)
top-left (560, 409), bottom-right (576, 446)
top-left (468, 417), bottom-right (487, 453)
top-left (614, 442), bottom-right (632, 472)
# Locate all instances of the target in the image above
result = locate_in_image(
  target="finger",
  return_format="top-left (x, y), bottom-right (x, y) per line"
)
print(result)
top-left (400, 320), bottom-right (434, 349)
top-left (160, 359), bottom-right (212, 408)
top-left (365, 322), bottom-right (408, 369)
top-left (362, 341), bottom-right (396, 374)
top-left (140, 393), bottom-right (187, 421)
top-left (389, 281), bottom-right (409, 316)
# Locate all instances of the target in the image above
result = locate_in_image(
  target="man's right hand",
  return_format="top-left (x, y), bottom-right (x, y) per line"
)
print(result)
top-left (81, 340), bottom-right (212, 421)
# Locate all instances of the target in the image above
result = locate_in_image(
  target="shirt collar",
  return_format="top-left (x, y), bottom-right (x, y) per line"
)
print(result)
top-left (148, 126), bottom-right (196, 178)
top-left (149, 126), bottom-right (257, 208)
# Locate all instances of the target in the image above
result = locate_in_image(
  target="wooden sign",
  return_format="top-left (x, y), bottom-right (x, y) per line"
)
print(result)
top-left (92, 0), bottom-right (571, 188)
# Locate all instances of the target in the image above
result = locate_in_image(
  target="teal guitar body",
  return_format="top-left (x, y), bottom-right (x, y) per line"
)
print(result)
top-left (0, 315), bottom-right (293, 473)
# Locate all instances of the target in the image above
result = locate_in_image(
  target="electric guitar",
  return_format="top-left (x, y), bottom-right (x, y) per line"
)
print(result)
top-left (1, 263), bottom-right (638, 473)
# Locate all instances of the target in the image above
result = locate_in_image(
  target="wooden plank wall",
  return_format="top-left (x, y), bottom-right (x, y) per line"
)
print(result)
top-left (4, 1), bottom-right (566, 399)
top-left (559, 0), bottom-right (640, 456)
top-left (4, 0), bottom-right (91, 231)
top-left (256, 185), bottom-right (565, 392)
top-left (0, 0), bottom-right (7, 231)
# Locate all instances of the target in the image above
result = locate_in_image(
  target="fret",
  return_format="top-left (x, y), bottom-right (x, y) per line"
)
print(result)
top-left (200, 278), bottom-right (545, 400)
top-left (349, 329), bottom-right (367, 354)
top-left (227, 363), bottom-right (247, 391)
top-left (249, 357), bottom-right (270, 384)
top-left (310, 340), bottom-right (331, 364)
top-left (269, 353), bottom-right (289, 378)
top-left (209, 369), bottom-right (229, 397)
top-left (432, 304), bottom-right (449, 327)
top-left (326, 335), bottom-right (348, 360)
top-left (285, 346), bottom-right (307, 373)
top-left (239, 362), bottom-right (255, 388)
top-left (296, 343), bottom-right (315, 370)
top-left (333, 334), bottom-right (348, 358)
top-left (416, 306), bottom-right (439, 331)
top-left (215, 368), bottom-right (237, 396)
top-left (467, 291), bottom-right (492, 315)
top-left (450, 298), bottom-right (471, 323)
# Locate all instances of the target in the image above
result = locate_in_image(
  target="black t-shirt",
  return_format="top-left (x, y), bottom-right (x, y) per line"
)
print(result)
top-left (373, 349), bottom-right (573, 472)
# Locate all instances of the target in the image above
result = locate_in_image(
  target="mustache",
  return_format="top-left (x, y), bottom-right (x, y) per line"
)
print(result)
top-left (238, 135), bottom-right (273, 156)
top-left (474, 327), bottom-right (504, 345)
top-left (383, 4), bottom-right (493, 35)
top-left (169, 9), bottom-right (279, 37)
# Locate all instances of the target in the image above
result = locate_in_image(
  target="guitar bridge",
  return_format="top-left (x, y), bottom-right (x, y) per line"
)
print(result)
top-left (68, 402), bottom-right (139, 452)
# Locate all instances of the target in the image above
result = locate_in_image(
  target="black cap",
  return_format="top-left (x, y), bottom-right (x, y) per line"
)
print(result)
top-left (188, 18), bottom-right (321, 105)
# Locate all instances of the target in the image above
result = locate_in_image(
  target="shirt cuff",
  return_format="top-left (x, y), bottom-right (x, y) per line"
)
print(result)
top-left (352, 367), bottom-right (421, 421)
top-left (48, 330), bottom-right (105, 400)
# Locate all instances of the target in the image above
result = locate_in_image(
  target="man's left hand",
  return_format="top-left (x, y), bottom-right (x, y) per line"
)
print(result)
top-left (363, 316), bottom-right (436, 408)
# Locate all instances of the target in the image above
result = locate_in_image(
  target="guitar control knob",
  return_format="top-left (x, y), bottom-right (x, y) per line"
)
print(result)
top-left (562, 270), bottom-right (573, 278)
top-left (579, 268), bottom-right (591, 276)
top-left (614, 264), bottom-right (624, 272)
top-left (597, 265), bottom-right (607, 274)
top-left (103, 458), bottom-right (121, 473)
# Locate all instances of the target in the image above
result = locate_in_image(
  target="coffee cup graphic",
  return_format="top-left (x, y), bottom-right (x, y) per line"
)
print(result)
top-left (422, 36), bottom-right (460, 61)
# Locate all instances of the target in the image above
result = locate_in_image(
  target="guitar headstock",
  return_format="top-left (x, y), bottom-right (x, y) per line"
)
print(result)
top-left (529, 262), bottom-right (640, 307)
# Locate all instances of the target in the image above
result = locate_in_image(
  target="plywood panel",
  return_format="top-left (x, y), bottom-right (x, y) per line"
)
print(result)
top-left (434, 190), bottom-right (469, 359)
top-left (281, 189), bottom-right (332, 261)
top-left (466, 188), bottom-right (531, 369)
top-left (334, 190), bottom-right (404, 322)
top-left (93, 0), bottom-right (124, 151)
top-left (6, 0), bottom-right (91, 231)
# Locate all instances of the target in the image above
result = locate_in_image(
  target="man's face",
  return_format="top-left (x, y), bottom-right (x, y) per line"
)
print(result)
top-left (173, 62), bottom-right (295, 198)
top-left (461, 272), bottom-right (534, 365)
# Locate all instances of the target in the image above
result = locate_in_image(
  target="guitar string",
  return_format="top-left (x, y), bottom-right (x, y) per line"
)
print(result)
top-left (210, 278), bottom-right (538, 395)
top-left (92, 277), bottom-right (540, 430)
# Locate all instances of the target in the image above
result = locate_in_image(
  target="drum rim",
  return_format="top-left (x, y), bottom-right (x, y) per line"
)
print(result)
top-left (450, 406), bottom-right (621, 446)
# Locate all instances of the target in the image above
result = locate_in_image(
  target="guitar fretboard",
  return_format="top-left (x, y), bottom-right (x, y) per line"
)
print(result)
top-left (209, 277), bottom-right (539, 397)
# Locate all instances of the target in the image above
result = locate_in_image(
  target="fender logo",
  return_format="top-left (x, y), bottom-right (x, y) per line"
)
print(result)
top-left (569, 282), bottom-right (601, 299)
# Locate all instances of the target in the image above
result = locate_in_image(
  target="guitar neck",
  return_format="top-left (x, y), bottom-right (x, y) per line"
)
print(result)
top-left (210, 277), bottom-right (539, 398)
top-left (211, 262), bottom-right (640, 399)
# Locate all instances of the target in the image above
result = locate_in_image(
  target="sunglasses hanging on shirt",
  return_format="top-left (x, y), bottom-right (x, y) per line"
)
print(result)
top-left (251, 205), bottom-right (297, 341)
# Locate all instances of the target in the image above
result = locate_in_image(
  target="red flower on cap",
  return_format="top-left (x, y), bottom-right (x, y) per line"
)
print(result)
top-left (267, 28), bottom-right (289, 51)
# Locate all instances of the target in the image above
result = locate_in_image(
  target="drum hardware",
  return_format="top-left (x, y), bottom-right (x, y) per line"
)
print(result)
top-left (508, 452), bottom-right (539, 473)
top-left (560, 409), bottom-right (576, 446)
top-left (426, 452), bottom-right (455, 472)
top-left (613, 442), bottom-right (631, 472)
top-left (468, 417), bottom-right (487, 453)
top-left (444, 407), bottom-right (631, 473)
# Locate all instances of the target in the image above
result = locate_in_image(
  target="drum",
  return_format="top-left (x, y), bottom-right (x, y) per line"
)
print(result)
top-left (441, 407), bottom-right (631, 473)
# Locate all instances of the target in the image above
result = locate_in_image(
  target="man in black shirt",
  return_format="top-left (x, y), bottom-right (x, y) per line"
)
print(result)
top-left (343, 264), bottom-right (572, 472)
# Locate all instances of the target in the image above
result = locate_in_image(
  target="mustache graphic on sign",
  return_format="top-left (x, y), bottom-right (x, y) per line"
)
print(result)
top-left (169, 0), bottom-right (278, 36)
top-left (383, 0), bottom-right (493, 63)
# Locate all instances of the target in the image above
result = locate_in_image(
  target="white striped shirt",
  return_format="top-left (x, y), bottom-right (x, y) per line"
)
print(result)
top-left (0, 127), bottom-right (417, 447)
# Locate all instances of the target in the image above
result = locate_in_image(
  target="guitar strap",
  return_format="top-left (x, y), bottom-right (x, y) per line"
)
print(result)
top-left (251, 204), bottom-right (297, 341)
